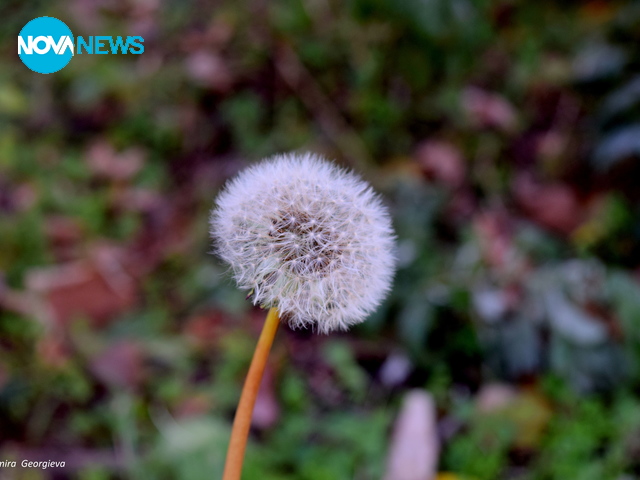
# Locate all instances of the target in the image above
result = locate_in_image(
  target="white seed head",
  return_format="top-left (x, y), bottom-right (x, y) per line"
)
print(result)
top-left (210, 152), bottom-right (396, 333)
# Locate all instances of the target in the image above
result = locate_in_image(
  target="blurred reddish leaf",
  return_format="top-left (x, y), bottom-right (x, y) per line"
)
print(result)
top-left (25, 244), bottom-right (138, 328)
top-left (536, 131), bottom-right (570, 165)
top-left (67, 0), bottom-right (106, 32)
top-left (462, 87), bottom-right (518, 132)
top-left (415, 140), bottom-right (466, 188)
top-left (126, 200), bottom-right (196, 277)
top-left (127, 0), bottom-right (160, 38)
top-left (183, 311), bottom-right (228, 349)
top-left (89, 340), bottom-right (144, 390)
top-left (185, 50), bottom-right (233, 92)
top-left (86, 140), bottom-right (145, 182)
top-left (44, 215), bottom-right (83, 245)
top-left (44, 215), bottom-right (84, 261)
top-left (474, 210), bottom-right (530, 278)
top-left (111, 187), bottom-right (163, 213)
top-left (512, 173), bottom-right (586, 234)
top-left (181, 18), bottom-right (234, 50)
top-left (0, 278), bottom-right (47, 323)
top-left (12, 183), bottom-right (39, 212)
top-left (36, 334), bottom-right (71, 369)
top-left (174, 394), bottom-right (212, 419)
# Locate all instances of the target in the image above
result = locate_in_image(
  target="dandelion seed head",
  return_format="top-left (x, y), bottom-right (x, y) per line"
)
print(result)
top-left (210, 152), bottom-right (396, 333)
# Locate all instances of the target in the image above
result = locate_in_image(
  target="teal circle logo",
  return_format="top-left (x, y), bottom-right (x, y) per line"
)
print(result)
top-left (18, 17), bottom-right (74, 74)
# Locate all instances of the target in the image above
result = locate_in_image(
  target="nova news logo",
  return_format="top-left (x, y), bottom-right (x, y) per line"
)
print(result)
top-left (18, 16), bottom-right (144, 74)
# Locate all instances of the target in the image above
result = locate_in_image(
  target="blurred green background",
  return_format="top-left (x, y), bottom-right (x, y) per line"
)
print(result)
top-left (3, 0), bottom-right (640, 479)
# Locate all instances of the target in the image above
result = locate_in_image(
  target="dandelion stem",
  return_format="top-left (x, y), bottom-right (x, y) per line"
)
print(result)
top-left (222, 307), bottom-right (279, 480)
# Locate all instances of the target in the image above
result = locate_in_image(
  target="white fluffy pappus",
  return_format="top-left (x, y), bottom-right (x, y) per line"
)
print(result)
top-left (210, 152), bottom-right (396, 333)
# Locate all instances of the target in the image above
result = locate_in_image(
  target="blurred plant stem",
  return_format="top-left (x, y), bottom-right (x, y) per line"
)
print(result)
top-left (222, 307), bottom-right (279, 480)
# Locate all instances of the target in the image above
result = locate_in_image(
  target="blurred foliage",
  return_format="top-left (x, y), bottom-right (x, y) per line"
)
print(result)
top-left (3, 0), bottom-right (640, 479)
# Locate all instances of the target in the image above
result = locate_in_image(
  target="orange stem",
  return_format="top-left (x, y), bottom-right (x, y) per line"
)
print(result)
top-left (222, 307), bottom-right (280, 480)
